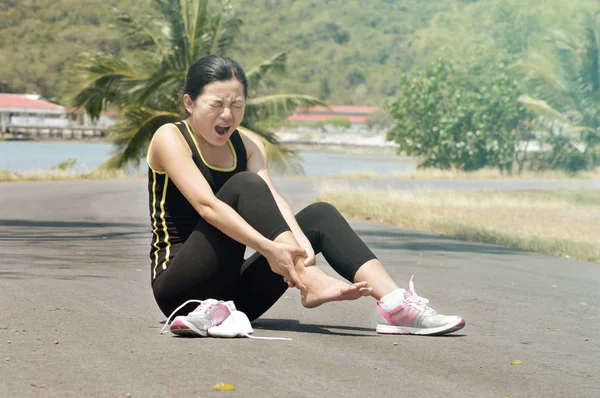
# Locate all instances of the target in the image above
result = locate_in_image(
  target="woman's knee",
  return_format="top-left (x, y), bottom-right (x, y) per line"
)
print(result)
top-left (304, 201), bottom-right (341, 218)
top-left (221, 172), bottom-right (270, 198)
top-left (299, 202), bottom-right (344, 227)
top-left (228, 171), bottom-right (268, 190)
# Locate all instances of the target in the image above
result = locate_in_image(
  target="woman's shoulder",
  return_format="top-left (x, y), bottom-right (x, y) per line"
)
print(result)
top-left (237, 127), bottom-right (265, 152)
top-left (151, 123), bottom-right (187, 149)
top-left (147, 122), bottom-right (191, 170)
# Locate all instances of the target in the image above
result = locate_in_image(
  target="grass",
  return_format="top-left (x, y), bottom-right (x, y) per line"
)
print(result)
top-left (324, 167), bottom-right (600, 180)
top-left (319, 186), bottom-right (600, 262)
top-left (393, 167), bottom-right (600, 180)
top-left (0, 168), bottom-right (136, 182)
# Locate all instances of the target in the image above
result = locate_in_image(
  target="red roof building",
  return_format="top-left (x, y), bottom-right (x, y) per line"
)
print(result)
top-left (287, 105), bottom-right (378, 124)
top-left (0, 93), bottom-right (64, 114)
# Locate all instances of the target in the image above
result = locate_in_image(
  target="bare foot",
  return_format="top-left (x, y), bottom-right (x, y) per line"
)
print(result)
top-left (299, 266), bottom-right (372, 308)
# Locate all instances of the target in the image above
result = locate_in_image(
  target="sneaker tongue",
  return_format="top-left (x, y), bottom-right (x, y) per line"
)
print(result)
top-left (194, 299), bottom-right (219, 312)
top-left (224, 301), bottom-right (237, 312)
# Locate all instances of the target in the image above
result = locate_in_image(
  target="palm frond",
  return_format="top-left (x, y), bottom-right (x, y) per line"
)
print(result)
top-left (108, 107), bottom-right (180, 168)
top-left (563, 125), bottom-right (597, 135)
top-left (581, 13), bottom-right (600, 93)
top-left (237, 126), bottom-right (304, 175)
top-left (210, 12), bottom-right (243, 55)
top-left (155, 0), bottom-right (189, 68)
top-left (245, 94), bottom-right (326, 130)
top-left (132, 69), bottom-right (185, 107)
top-left (246, 52), bottom-right (287, 91)
top-left (70, 55), bottom-right (140, 119)
top-left (518, 95), bottom-right (568, 122)
top-left (510, 61), bottom-right (565, 92)
top-left (116, 14), bottom-right (167, 56)
top-left (186, 0), bottom-right (210, 61)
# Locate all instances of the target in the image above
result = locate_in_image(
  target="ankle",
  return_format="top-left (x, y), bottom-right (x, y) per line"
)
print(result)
top-left (379, 288), bottom-right (407, 311)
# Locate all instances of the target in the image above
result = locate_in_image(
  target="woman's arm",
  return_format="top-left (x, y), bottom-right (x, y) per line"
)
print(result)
top-left (148, 124), bottom-right (306, 285)
top-left (240, 129), bottom-right (317, 266)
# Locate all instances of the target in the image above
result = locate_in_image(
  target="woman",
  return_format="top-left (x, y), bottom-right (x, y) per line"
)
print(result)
top-left (148, 55), bottom-right (465, 336)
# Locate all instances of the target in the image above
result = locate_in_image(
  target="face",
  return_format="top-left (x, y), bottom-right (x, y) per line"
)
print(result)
top-left (184, 78), bottom-right (246, 146)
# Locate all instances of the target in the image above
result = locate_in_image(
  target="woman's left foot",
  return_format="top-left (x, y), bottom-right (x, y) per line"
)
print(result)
top-left (376, 277), bottom-right (465, 335)
top-left (299, 266), bottom-right (372, 308)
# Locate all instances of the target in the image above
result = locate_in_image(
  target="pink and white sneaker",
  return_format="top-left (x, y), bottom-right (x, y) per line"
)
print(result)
top-left (376, 277), bottom-right (465, 336)
top-left (160, 299), bottom-right (236, 337)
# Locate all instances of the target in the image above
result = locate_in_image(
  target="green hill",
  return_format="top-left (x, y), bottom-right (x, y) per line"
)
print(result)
top-left (0, 0), bottom-right (597, 106)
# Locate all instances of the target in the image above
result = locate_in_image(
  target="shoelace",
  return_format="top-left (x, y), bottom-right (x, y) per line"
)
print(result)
top-left (159, 299), bottom-right (291, 341)
top-left (406, 276), bottom-right (437, 316)
top-left (159, 299), bottom-right (205, 335)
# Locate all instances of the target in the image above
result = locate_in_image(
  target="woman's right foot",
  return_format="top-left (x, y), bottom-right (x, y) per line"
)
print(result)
top-left (299, 266), bottom-right (372, 308)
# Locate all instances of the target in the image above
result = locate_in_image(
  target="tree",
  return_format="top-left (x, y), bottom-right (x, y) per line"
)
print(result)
top-left (386, 59), bottom-right (531, 173)
top-left (514, 12), bottom-right (600, 170)
top-left (69, 0), bottom-right (324, 174)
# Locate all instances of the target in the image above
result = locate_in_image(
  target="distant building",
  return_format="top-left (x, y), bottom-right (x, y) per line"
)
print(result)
top-left (0, 93), bottom-right (117, 139)
top-left (0, 93), bottom-right (68, 132)
top-left (287, 105), bottom-right (379, 124)
top-left (66, 107), bottom-right (117, 129)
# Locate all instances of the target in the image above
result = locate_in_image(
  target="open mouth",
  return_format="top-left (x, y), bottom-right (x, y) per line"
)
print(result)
top-left (215, 125), bottom-right (231, 136)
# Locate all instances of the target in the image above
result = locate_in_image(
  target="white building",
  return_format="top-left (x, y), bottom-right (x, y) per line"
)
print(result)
top-left (0, 93), bottom-right (117, 138)
top-left (0, 93), bottom-right (69, 131)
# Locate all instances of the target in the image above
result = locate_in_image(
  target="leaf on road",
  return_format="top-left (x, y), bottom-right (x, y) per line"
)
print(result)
top-left (213, 382), bottom-right (235, 391)
top-left (510, 360), bottom-right (522, 365)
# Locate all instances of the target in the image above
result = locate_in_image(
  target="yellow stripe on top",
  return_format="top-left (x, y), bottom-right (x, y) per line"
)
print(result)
top-left (159, 175), bottom-right (171, 271)
top-left (150, 170), bottom-right (161, 279)
top-left (183, 120), bottom-right (237, 172)
top-left (146, 124), bottom-right (172, 175)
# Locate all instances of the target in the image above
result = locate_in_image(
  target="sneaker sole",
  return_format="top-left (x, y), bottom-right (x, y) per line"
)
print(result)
top-left (376, 318), bottom-right (465, 336)
top-left (170, 318), bottom-right (208, 337)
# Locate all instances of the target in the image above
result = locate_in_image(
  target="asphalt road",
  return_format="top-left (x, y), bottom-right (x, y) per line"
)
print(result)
top-left (1, 178), bottom-right (598, 397)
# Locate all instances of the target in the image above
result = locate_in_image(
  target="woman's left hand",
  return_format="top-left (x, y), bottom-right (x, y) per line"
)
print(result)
top-left (295, 234), bottom-right (316, 266)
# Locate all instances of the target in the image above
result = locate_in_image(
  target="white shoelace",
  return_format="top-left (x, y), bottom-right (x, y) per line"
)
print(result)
top-left (159, 299), bottom-right (205, 335)
top-left (406, 276), bottom-right (437, 316)
top-left (159, 299), bottom-right (291, 341)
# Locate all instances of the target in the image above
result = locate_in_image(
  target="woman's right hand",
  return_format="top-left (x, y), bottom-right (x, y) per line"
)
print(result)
top-left (262, 241), bottom-right (308, 291)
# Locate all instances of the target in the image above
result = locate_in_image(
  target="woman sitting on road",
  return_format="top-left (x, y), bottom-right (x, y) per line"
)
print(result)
top-left (147, 55), bottom-right (465, 336)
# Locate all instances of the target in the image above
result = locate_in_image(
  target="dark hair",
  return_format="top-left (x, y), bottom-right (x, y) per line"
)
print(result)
top-left (183, 55), bottom-right (248, 117)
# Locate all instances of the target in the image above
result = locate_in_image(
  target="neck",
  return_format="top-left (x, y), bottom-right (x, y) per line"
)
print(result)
top-left (186, 119), bottom-right (218, 150)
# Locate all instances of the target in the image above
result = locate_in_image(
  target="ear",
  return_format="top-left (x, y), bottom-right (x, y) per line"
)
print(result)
top-left (183, 94), bottom-right (194, 114)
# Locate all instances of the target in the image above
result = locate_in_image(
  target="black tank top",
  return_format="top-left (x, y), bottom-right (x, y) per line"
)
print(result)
top-left (147, 121), bottom-right (247, 280)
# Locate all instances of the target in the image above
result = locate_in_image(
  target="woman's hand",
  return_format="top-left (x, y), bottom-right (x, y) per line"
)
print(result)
top-left (295, 234), bottom-right (316, 266)
top-left (262, 241), bottom-right (308, 291)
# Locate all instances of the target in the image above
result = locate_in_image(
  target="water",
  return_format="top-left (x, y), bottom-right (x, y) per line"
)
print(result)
top-left (0, 141), bottom-right (416, 176)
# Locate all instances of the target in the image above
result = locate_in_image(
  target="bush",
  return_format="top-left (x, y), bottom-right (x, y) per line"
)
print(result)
top-left (386, 59), bottom-right (531, 173)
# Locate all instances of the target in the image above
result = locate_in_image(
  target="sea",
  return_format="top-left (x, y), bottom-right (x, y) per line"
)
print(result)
top-left (0, 141), bottom-right (416, 177)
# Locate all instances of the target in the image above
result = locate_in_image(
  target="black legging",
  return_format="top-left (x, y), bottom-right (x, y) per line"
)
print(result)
top-left (152, 171), bottom-right (377, 321)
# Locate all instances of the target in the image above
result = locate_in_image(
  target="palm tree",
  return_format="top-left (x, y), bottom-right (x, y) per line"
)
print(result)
top-left (514, 12), bottom-right (600, 167)
top-left (70, 0), bottom-right (324, 174)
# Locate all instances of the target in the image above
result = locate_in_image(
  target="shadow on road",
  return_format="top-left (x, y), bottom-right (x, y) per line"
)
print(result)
top-left (253, 318), bottom-right (376, 337)
top-left (0, 219), bottom-right (148, 242)
top-left (355, 228), bottom-right (525, 256)
top-left (253, 318), bottom-right (466, 337)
